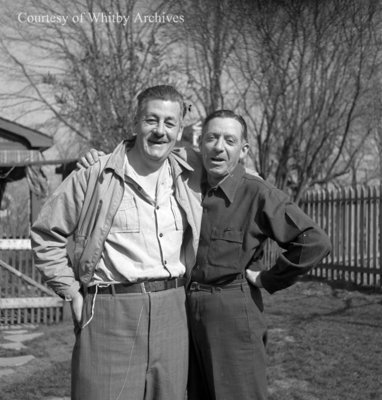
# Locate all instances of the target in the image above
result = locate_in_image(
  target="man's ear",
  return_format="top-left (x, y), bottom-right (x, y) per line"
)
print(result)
top-left (240, 143), bottom-right (250, 161)
top-left (198, 134), bottom-right (202, 150)
top-left (133, 110), bottom-right (140, 127)
top-left (177, 125), bottom-right (184, 141)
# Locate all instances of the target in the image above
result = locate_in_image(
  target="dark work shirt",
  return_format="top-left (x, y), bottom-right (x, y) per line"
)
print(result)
top-left (191, 164), bottom-right (331, 294)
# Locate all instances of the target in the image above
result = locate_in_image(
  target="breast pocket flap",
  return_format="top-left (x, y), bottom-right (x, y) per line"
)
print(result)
top-left (211, 228), bottom-right (243, 243)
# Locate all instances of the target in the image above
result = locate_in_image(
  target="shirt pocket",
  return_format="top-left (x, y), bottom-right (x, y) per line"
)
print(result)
top-left (207, 227), bottom-right (243, 268)
top-left (110, 196), bottom-right (140, 233)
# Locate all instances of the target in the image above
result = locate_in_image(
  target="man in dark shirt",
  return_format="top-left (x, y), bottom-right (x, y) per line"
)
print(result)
top-left (187, 110), bottom-right (331, 400)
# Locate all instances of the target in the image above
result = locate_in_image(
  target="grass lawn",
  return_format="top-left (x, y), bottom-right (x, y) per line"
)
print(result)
top-left (0, 279), bottom-right (381, 399)
top-left (265, 280), bottom-right (382, 400)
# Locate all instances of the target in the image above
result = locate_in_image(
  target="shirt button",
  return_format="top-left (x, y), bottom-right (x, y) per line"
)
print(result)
top-left (156, 206), bottom-right (160, 210)
top-left (164, 260), bottom-right (167, 265)
top-left (159, 233), bottom-right (163, 237)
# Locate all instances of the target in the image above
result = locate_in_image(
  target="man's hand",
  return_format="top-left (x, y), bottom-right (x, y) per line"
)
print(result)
top-left (71, 291), bottom-right (84, 324)
top-left (76, 149), bottom-right (105, 169)
top-left (246, 269), bottom-right (263, 288)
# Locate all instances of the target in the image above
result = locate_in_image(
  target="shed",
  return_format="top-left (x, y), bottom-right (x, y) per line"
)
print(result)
top-left (0, 117), bottom-right (53, 225)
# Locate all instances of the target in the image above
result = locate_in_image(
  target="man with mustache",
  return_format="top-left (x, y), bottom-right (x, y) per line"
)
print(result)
top-left (32, 85), bottom-right (203, 400)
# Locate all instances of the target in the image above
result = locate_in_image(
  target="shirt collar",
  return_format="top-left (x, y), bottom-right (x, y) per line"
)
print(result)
top-left (103, 139), bottom-right (195, 180)
top-left (103, 139), bottom-right (132, 179)
top-left (206, 163), bottom-right (245, 203)
top-left (123, 152), bottom-right (170, 183)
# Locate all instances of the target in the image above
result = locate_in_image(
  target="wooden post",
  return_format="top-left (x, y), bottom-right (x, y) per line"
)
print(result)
top-left (373, 186), bottom-right (378, 286)
top-left (30, 190), bottom-right (44, 225)
top-left (379, 184), bottom-right (382, 288)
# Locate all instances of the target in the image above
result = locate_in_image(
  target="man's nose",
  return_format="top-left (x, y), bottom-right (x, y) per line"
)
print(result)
top-left (154, 121), bottom-right (165, 135)
top-left (214, 137), bottom-right (224, 151)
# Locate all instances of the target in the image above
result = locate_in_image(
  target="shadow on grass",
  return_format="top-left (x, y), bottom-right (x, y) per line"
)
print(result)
top-left (2, 360), bottom-right (71, 400)
top-left (264, 280), bottom-right (382, 400)
top-left (301, 275), bottom-right (382, 295)
top-left (304, 278), bottom-right (381, 326)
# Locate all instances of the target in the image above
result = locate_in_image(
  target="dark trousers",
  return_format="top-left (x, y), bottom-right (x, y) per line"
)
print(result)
top-left (187, 280), bottom-right (268, 400)
top-left (71, 287), bottom-right (188, 400)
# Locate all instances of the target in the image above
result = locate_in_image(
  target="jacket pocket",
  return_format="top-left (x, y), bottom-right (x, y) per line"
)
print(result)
top-left (73, 235), bottom-right (88, 270)
top-left (207, 227), bottom-right (243, 269)
top-left (110, 196), bottom-right (140, 233)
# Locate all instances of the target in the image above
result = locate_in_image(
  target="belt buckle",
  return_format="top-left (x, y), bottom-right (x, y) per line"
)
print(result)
top-left (190, 282), bottom-right (200, 291)
top-left (142, 280), bottom-right (164, 293)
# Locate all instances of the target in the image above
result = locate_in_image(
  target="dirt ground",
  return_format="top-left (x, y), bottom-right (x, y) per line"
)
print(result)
top-left (0, 321), bottom-right (73, 400)
top-left (0, 279), bottom-right (381, 400)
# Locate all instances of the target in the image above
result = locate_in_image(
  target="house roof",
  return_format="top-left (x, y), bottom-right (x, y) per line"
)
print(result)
top-left (0, 116), bottom-right (53, 149)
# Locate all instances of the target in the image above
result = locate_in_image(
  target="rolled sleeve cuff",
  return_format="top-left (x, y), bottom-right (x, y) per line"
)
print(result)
top-left (57, 281), bottom-right (81, 301)
top-left (259, 270), bottom-right (280, 294)
top-left (259, 266), bottom-right (307, 294)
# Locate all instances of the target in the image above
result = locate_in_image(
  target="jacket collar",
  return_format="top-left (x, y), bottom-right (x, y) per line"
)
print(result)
top-left (103, 140), bottom-right (132, 180)
top-left (169, 147), bottom-right (195, 179)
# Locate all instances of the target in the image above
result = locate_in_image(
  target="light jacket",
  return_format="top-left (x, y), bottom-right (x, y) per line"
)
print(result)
top-left (31, 140), bottom-right (203, 300)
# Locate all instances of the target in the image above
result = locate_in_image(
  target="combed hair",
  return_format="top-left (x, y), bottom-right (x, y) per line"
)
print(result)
top-left (136, 85), bottom-right (187, 119)
top-left (202, 109), bottom-right (248, 142)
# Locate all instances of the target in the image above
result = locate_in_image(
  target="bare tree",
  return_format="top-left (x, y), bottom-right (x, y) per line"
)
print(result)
top-left (1, 0), bottom-right (381, 195)
top-left (234, 0), bottom-right (380, 201)
top-left (0, 0), bottom-right (180, 151)
top-left (371, 91), bottom-right (382, 186)
top-left (167, 0), bottom-right (250, 117)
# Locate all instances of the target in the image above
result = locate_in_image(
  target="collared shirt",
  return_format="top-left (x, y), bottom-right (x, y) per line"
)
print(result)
top-left (32, 140), bottom-right (203, 300)
top-left (92, 155), bottom-right (187, 284)
top-left (191, 163), bottom-right (331, 293)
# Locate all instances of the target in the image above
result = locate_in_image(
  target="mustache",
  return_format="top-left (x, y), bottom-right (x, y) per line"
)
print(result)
top-left (148, 136), bottom-right (168, 143)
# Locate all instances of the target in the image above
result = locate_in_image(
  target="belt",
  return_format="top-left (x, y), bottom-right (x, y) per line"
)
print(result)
top-left (188, 278), bottom-right (247, 293)
top-left (87, 277), bottom-right (186, 295)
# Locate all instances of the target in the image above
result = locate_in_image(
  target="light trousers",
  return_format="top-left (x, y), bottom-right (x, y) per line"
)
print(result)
top-left (71, 287), bottom-right (189, 400)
